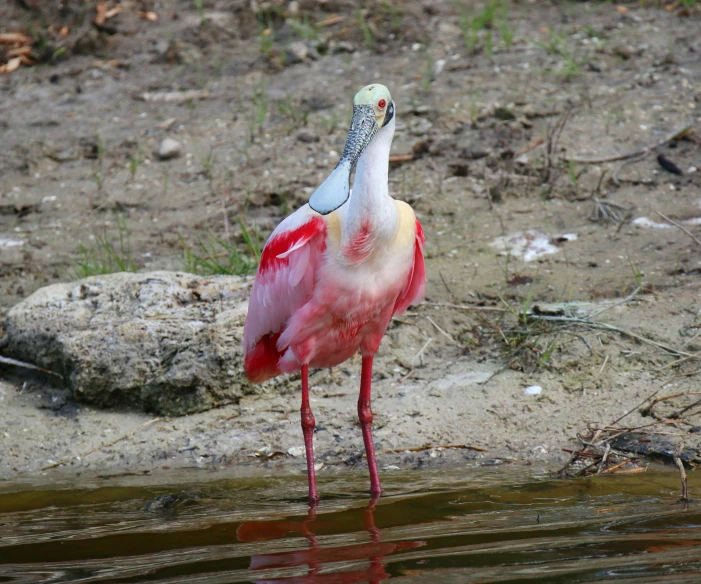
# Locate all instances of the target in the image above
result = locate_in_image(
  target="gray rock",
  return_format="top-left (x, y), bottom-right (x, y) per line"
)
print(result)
top-left (286, 41), bottom-right (309, 64)
top-left (2, 272), bottom-right (258, 416)
top-left (332, 41), bottom-right (355, 54)
top-left (297, 130), bottom-right (319, 143)
top-left (157, 138), bottom-right (181, 160)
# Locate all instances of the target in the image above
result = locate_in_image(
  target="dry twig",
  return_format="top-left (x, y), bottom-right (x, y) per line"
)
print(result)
top-left (674, 441), bottom-right (690, 504)
top-left (565, 121), bottom-right (695, 164)
top-left (0, 355), bottom-right (63, 380)
top-left (588, 197), bottom-right (630, 224)
top-left (529, 314), bottom-right (693, 358)
top-left (655, 211), bottom-right (701, 248)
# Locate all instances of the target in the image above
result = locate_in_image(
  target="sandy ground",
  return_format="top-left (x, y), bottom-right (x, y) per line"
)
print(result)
top-left (1, 0), bottom-right (701, 483)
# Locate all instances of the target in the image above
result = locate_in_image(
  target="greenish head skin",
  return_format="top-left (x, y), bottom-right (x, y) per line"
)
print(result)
top-left (309, 84), bottom-right (395, 215)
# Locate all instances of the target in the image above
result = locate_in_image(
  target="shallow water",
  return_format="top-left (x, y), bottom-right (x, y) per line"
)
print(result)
top-left (0, 465), bottom-right (699, 583)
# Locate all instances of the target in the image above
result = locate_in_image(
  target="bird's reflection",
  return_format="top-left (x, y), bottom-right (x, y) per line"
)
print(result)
top-left (237, 497), bottom-right (425, 583)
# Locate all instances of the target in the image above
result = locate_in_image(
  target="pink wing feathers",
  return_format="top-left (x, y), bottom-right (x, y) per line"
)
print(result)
top-left (393, 219), bottom-right (426, 315)
top-left (244, 207), bottom-right (327, 383)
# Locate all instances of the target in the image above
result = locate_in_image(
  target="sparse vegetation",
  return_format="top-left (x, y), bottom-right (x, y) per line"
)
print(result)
top-left (287, 15), bottom-right (318, 41)
top-left (128, 145), bottom-right (143, 183)
top-left (356, 9), bottom-right (375, 49)
top-left (533, 27), bottom-right (583, 81)
top-left (93, 131), bottom-right (106, 192)
top-left (457, 0), bottom-right (512, 55)
top-left (276, 95), bottom-right (310, 131)
top-left (182, 222), bottom-right (261, 276)
top-left (250, 79), bottom-right (268, 139)
top-left (258, 19), bottom-right (275, 58)
top-left (490, 283), bottom-right (562, 371)
top-left (74, 217), bottom-right (138, 279)
top-left (193, 0), bottom-right (205, 25)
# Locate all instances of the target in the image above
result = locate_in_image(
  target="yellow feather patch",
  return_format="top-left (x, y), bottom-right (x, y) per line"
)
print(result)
top-left (391, 201), bottom-right (417, 251)
top-left (324, 210), bottom-right (342, 249)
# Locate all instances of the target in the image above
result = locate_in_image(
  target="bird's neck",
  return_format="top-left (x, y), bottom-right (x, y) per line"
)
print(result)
top-left (341, 122), bottom-right (396, 264)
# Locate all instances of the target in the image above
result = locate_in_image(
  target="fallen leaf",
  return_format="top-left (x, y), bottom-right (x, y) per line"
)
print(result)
top-left (610, 467), bottom-right (647, 474)
top-left (94, 3), bottom-right (107, 26)
top-left (105, 6), bottom-right (123, 19)
top-left (316, 14), bottom-right (345, 27)
top-left (139, 11), bottom-right (159, 21)
top-left (0, 32), bottom-right (33, 45)
top-left (59, 26), bottom-right (70, 37)
top-left (6, 46), bottom-right (32, 58)
top-left (616, 5), bottom-right (629, 13)
top-left (3, 57), bottom-right (21, 73)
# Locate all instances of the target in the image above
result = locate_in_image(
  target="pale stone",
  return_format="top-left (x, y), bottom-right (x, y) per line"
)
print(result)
top-left (3, 272), bottom-right (258, 415)
top-left (157, 138), bottom-right (181, 160)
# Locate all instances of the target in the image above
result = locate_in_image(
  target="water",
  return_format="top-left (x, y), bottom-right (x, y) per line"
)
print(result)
top-left (1, 466), bottom-right (699, 583)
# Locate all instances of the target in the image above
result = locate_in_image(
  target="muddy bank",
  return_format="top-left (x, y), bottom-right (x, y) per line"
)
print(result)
top-left (1, 0), bottom-right (701, 482)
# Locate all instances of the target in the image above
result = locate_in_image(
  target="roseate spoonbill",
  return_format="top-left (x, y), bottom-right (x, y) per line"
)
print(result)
top-left (243, 84), bottom-right (426, 503)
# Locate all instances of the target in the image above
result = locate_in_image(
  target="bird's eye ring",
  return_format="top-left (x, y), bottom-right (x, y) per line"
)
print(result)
top-left (378, 98), bottom-right (387, 109)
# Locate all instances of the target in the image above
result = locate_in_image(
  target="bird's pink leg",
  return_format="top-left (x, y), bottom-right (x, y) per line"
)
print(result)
top-left (301, 364), bottom-right (319, 503)
top-left (358, 355), bottom-right (382, 497)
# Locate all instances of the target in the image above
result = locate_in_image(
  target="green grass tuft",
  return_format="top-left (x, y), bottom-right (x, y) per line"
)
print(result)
top-left (74, 217), bottom-right (137, 279)
top-left (182, 222), bottom-right (261, 276)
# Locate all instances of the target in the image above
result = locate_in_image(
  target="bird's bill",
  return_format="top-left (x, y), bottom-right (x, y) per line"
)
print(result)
top-left (308, 105), bottom-right (378, 215)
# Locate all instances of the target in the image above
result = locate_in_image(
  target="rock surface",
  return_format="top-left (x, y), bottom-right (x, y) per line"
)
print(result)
top-left (3, 271), bottom-right (257, 415)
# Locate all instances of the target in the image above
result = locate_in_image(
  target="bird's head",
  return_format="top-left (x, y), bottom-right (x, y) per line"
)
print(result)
top-left (309, 84), bottom-right (394, 215)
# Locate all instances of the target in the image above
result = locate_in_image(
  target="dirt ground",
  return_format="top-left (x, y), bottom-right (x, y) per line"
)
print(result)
top-left (1, 0), bottom-right (701, 484)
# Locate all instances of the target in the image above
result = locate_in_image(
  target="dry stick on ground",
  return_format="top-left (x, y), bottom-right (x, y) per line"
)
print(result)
top-left (424, 302), bottom-right (507, 313)
top-left (560, 391), bottom-right (662, 476)
top-left (564, 120), bottom-right (695, 164)
top-left (608, 389), bottom-right (661, 427)
top-left (661, 351), bottom-right (701, 370)
top-left (640, 392), bottom-right (685, 415)
top-left (560, 429), bottom-right (602, 476)
top-left (589, 197), bottom-right (631, 223)
top-left (41, 418), bottom-right (163, 471)
top-left (516, 137), bottom-right (546, 157)
top-left (673, 441), bottom-right (690, 503)
top-left (670, 395), bottom-right (701, 420)
top-left (412, 337), bottom-right (433, 366)
top-left (543, 109), bottom-right (573, 184)
top-left (0, 355), bottom-right (64, 380)
top-left (655, 211), bottom-right (701, 248)
top-left (381, 444), bottom-right (488, 454)
top-left (611, 152), bottom-right (649, 186)
top-left (591, 286), bottom-right (642, 318)
top-left (398, 337), bottom-right (434, 383)
top-left (425, 316), bottom-right (459, 345)
top-left (531, 315), bottom-right (694, 358)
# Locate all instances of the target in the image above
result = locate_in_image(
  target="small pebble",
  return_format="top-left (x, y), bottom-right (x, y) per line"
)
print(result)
top-left (158, 138), bottom-right (181, 160)
top-left (525, 385), bottom-right (542, 396)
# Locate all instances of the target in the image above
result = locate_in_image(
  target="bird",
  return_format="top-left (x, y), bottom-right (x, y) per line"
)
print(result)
top-left (243, 83), bottom-right (426, 503)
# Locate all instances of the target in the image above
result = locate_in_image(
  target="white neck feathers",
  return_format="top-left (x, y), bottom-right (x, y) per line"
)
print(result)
top-left (341, 117), bottom-right (397, 258)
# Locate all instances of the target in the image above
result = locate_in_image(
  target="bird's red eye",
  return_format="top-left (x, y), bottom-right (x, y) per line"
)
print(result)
top-left (378, 99), bottom-right (386, 109)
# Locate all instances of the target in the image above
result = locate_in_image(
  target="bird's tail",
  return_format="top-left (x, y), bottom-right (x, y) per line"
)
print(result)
top-left (244, 333), bottom-right (283, 383)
